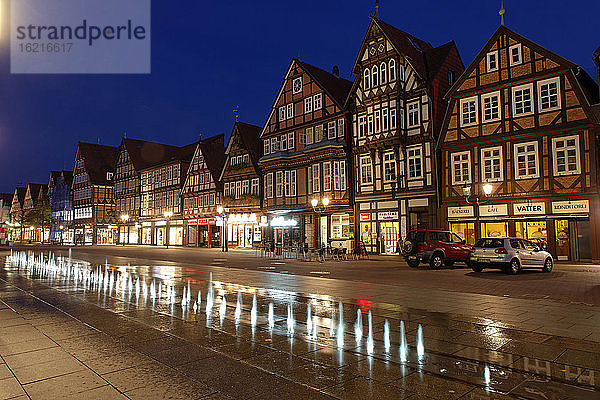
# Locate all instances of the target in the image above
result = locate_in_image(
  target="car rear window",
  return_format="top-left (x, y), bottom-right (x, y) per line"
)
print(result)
top-left (406, 231), bottom-right (425, 242)
top-left (474, 238), bottom-right (504, 248)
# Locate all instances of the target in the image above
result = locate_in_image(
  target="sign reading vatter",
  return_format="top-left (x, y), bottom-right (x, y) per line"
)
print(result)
top-left (11, 0), bottom-right (151, 74)
top-left (513, 202), bottom-right (546, 215)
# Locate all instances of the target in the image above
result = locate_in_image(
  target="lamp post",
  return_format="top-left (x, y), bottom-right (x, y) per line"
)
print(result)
top-left (59, 225), bottom-right (64, 246)
top-left (463, 183), bottom-right (494, 239)
top-left (163, 211), bottom-right (173, 248)
top-left (120, 214), bottom-right (129, 246)
top-left (217, 206), bottom-right (228, 252)
top-left (311, 197), bottom-right (330, 248)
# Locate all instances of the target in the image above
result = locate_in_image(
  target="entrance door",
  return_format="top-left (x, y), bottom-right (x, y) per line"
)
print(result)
top-left (320, 216), bottom-right (328, 248)
top-left (380, 222), bottom-right (399, 254)
top-left (246, 225), bottom-right (253, 247)
top-left (157, 228), bottom-right (164, 246)
top-left (555, 220), bottom-right (570, 261)
top-left (576, 219), bottom-right (592, 261)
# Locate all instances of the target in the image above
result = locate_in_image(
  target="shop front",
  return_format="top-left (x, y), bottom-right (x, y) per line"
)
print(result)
top-left (357, 208), bottom-right (400, 255)
top-left (447, 198), bottom-right (594, 261)
top-left (74, 226), bottom-right (94, 245)
top-left (226, 213), bottom-right (262, 248)
top-left (168, 220), bottom-right (184, 246)
top-left (119, 224), bottom-right (140, 245)
top-left (186, 218), bottom-right (219, 247)
top-left (269, 215), bottom-right (301, 247)
top-left (97, 225), bottom-right (118, 245)
top-left (141, 222), bottom-right (153, 244)
top-left (329, 213), bottom-right (352, 250)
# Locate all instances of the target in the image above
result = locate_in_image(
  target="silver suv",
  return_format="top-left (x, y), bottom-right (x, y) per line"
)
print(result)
top-left (469, 238), bottom-right (553, 275)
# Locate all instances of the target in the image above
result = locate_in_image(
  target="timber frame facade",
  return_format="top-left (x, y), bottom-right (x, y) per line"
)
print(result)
top-left (220, 122), bottom-right (263, 248)
top-left (181, 134), bottom-right (225, 248)
top-left (349, 17), bottom-right (464, 254)
top-left (438, 25), bottom-right (600, 261)
top-left (259, 59), bottom-right (353, 250)
top-left (72, 142), bottom-right (118, 245)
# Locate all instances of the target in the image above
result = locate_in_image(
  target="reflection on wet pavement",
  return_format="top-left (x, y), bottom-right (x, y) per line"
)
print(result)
top-left (3, 250), bottom-right (600, 399)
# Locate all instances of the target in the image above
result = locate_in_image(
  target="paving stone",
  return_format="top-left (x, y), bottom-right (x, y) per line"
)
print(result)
top-left (498, 340), bottom-right (566, 362)
top-left (62, 384), bottom-right (128, 400)
top-left (323, 376), bottom-right (412, 399)
top-left (554, 348), bottom-right (600, 370)
top-left (392, 371), bottom-right (476, 399)
top-left (3, 347), bottom-right (73, 369)
top-left (23, 369), bottom-right (107, 399)
top-left (11, 356), bottom-right (87, 384)
top-left (0, 377), bottom-right (27, 399)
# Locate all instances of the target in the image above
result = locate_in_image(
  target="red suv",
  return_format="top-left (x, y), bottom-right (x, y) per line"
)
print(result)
top-left (401, 230), bottom-right (473, 269)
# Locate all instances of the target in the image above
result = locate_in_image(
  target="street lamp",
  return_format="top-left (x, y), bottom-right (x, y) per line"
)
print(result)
top-left (217, 206), bottom-right (228, 252)
top-left (464, 183), bottom-right (494, 240)
top-left (120, 214), bottom-right (130, 246)
top-left (59, 225), bottom-right (64, 246)
top-left (311, 197), bottom-right (330, 248)
top-left (163, 211), bottom-right (173, 249)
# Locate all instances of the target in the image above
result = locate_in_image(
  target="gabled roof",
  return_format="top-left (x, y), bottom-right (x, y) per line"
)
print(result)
top-left (198, 134), bottom-right (225, 186)
top-left (121, 138), bottom-right (188, 172)
top-left (62, 170), bottom-right (74, 186)
top-left (446, 25), bottom-right (580, 99)
top-left (0, 193), bottom-right (13, 206)
top-left (423, 41), bottom-right (461, 84)
top-left (221, 122), bottom-right (262, 181)
top-left (26, 183), bottom-right (46, 203)
top-left (13, 187), bottom-right (26, 206)
top-left (296, 60), bottom-right (353, 107)
top-left (76, 142), bottom-right (118, 185)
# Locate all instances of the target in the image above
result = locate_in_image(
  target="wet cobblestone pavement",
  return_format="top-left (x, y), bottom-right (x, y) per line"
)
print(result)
top-left (1, 250), bottom-right (599, 399)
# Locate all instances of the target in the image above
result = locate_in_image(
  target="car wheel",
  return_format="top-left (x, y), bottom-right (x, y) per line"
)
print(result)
top-left (471, 262), bottom-right (483, 272)
top-left (506, 258), bottom-right (520, 275)
top-left (407, 259), bottom-right (420, 268)
top-left (403, 240), bottom-right (417, 255)
top-left (543, 258), bottom-right (553, 272)
top-left (430, 253), bottom-right (444, 269)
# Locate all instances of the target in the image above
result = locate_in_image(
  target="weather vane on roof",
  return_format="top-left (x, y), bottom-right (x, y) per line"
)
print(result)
top-left (374, 0), bottom-right (379, 18)
top-left (233, 106), bottom-right (239, 122)
top-left (499, 0), bottom-right (506, 26)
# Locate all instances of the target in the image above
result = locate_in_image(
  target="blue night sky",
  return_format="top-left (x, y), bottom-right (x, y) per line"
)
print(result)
top-left (0, 0), bottom-right (598, 193)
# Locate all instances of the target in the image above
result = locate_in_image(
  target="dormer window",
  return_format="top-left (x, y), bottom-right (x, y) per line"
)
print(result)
top-left (292, 77), bottom-right (302, 94)
top-left (509, 44), bottom-right (522, 66)
top-left (486, 51), bottom-right (499, 72)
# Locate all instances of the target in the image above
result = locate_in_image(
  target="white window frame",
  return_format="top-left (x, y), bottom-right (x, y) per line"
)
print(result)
top-left (460, 96), bottom-right (478, 127)
top-left (290, 170), bottom-right (297, 196)
top-left (389, 59), bottom-right (396, 81)
top-left (266, 173), bottom-right (273, 199)
top-left (312, 164), bottom-right (320, 192)
top-left (284, 171), bottom-right (290, 197)
top-left (480, 146), bottom-right (504, 182)
top-left (286, 103), bottom-right (294, 119)
top-left (367, 115), bottom-right (374, 135)
top-left (271, 137), bottom-right (279, 152)
top-left (514, 141), bottom-right (539, 179)
top-left (305, 127), bottom-right (314, 145)
top-left (314, 125), bottom-right (323, 142)
top-left (374, 110), bottom-right (381, 133)
top-left (327, 121), bottom-right (336, 139)
top-left (313, 93), bottom-right (322, 110)
top-left (279, 106), bottom-right (286, 121)
top-left (537, 77), bottom-right (561, 113)
top-left (287, 132), bottom-right (295, 150)
top-left (275, 171), bottom-right (283, 197)
top-left (372, 65), bottom-right (379, 86)
top-left (512, 83), bottom-right (534, 116)
top-left (509, 43), bottom-right (522, 66)
top-left (360, 156), bottom-right (373, 185)
top-left (390, 108), bottom-right (397, 129)
top-left (407, 146), bottom-right (423, 180)
top-left (486, 51), bottom-right (499, 72)
top-left (358, 115), bottom-right (366, 139)
top-left (382, 109), bottom-right (389, 131)
top-left (380, 62), bottom-right (387, 84)
top-left (451, 151), bottom-right (471, 185)
top-left (304, 97), bottom-right (313, 113)
top-left (407, 102), bottom-right (420, 128)
top-left (363, 69), bottom-right (371, 90)
top-left (552, 135), bottom-right (581, 176)
top-left (383, 152), bottom-right (397, 183)
top-left (481, 91), bottom-right (501, 122)
top-left (337, 119), bottom-right (344, 138)
top-left (251, 178), bottom-right (259, 196)
top-left (280, 134), bottom-right (287, 151)
top-left (292, 77), bottom-right (302, 94)
top-left (323, 162), bottom-right (332, 191)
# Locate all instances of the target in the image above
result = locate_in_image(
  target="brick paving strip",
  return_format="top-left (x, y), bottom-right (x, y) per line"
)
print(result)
top-left (1, 258), bottom-right (600, 398)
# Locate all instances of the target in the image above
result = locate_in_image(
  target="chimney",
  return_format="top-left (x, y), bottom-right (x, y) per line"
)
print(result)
top-left (332, 65), bottom-right (340, 78)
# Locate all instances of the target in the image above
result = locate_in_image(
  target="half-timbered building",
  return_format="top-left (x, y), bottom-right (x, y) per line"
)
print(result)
top-left (9, 187), bottom-right (27, 242)
top-left (139, 142), bottom-right (196, 246)
top-left (22, 183), bottom-right (49, 243)
top-left (349, 17), bottom-right (464, 254)
top-left (115, 138), bottom-right (185, 245)
top-left (49, 171), bottom-right (73, 244)
top-left (438, 25), bottom-right (600, 261)
top-left (181, 134), bottom-right (225, 247)
top-left (220, 122), bottom-right (263, 248)
top-left (72, 142), bottom-right (118, 245)
top-left (259, 59), bottom-right (353, 250)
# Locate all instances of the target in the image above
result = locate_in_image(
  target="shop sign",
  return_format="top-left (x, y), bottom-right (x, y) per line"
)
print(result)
top-left (513, 202), bottom-right (546, 215)
top-left (479, 204), bottom-right (508, 217)
top-left (141, 222), bottom-right (152, 227)
top-left (187, 219), bottom-right (198, 225)
top-left (270, 217), bottom-right (297, 227)
top-left (448, 206), bottom-right (474, 218)
top-left (377, 211), bottom-right (398, 221)
top-left (260, 216), bottom-right (268, 226)
top-left (155, 220), bottom-right (167, 226)
top-left (197, 218), bottom-right (216, 225)
top-left (359, 213), bottom-right (371, 222)
top-left (552, 200), bottom-right (589, 214)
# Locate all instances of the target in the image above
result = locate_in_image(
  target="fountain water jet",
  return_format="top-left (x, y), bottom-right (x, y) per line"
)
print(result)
top-left (417, 324), bottom-right (425, 361)
top-left (367, 311), bottom-right (374, 355)
top-left (336, 302), bottom-right (344, 349)
top-left (354, 309), bottom-right (362, 345)
top-left (306, 304), bottom-right (313, 337)
top-left (250, 294), bottom-right (257, 327)
top-left (286, 301), bottom-right (294, 335)
top-left (234, 292), bottom-right (242, 324)
top-left (399, 320), bottom-right (407, 362)
top-left (268, 303), bottom-right (274, 330)
top-left (383, 320), bottom-right (391, 353)
top-left (219, 295), bottom-right (227, 325)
